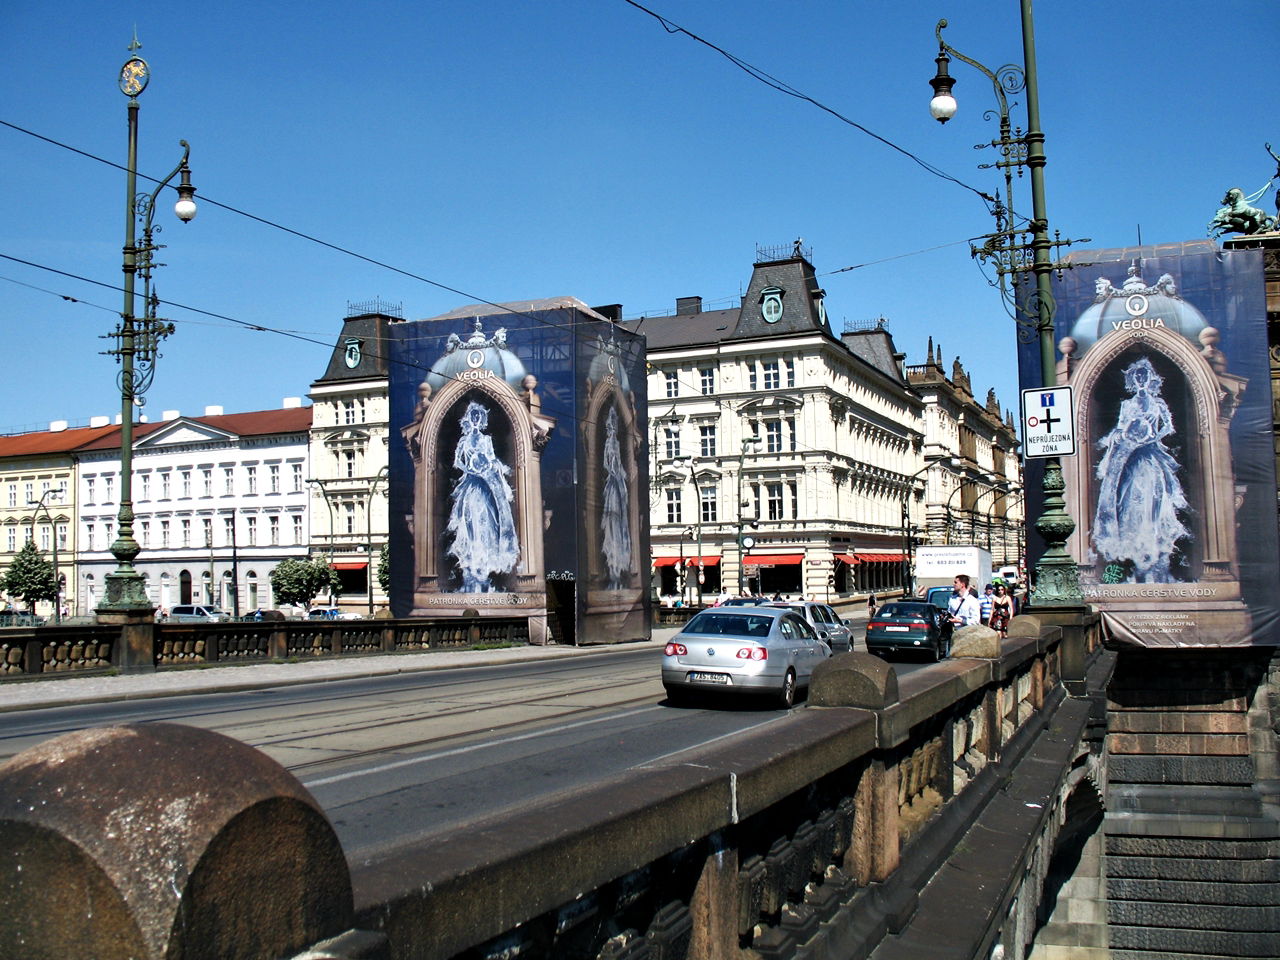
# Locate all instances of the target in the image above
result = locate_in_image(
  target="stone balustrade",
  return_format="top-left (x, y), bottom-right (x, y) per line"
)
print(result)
top-left (0, 613), bottom-right (1109, 960)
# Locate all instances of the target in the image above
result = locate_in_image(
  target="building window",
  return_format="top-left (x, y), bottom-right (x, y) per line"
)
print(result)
top-left (269, 515), bottom-right (279, 546)
top-left (766, 483), bottom-right (784, 521)
top-left (202, 518), bottom-right (213, 546)
top-left (55, 523), bottom-right (66, 550)
top-left (103, 477), bottom-right (113, 502)
top-left (84, 523), bottom-right (94, 552)
top-left (159, 472), bottom-right (170, 500)
top-left (789, 481), bottom-right (799, 518)
top-left (763, 361), bottom-right (779, 390)
top-left (292, 514), bottom-right (303, 544)
top-left (202, 469), bottom-right (213, 497)
top-left (160, 520), bottom-right (170, 548)
top-left (344, 450), bottom-right (356, 479)
top-left (39, 525), bottom-right (50, 551)
top-left (246, 466), bottom-right (257, 495)
top-left (139, 521), bottom-right (150, 548)
top-left (269, 464), bottom-right (280, 493)
top-left (181, 518), bottom-right (191, 547)
top-left (785, 357), bottom-right (796, 387)
top-left (699, 367), bottom-right (715, 396)
top-left (342, 400), bottom-right (357, 425)
top-left (85, 478), bottom-right (95, 504)
top-left (181, 471), bottom-right (192, 498)
top-left (665, 488), bottom-right (682, 524)
top-left (224, 517), bottom-right (234, 544)
top-left (344, 502), bottom-right (357, 535)
top-left (292, 463), bottom-right (303, 493)
top-left (140, 473), bottom-right (150, 501)
top-left (748, 363), bottom-right (757, 391)
top-left (664, 371), bottom-right (678, 399)
top-left (247, 516), bottom-right (257, 546)
top-left (664, 427), bottom-right (681, 460)
top-left (7, 525), bottom-right (17, 552)
top-left (787, 417), bottom-right (797, 452)
top-left (224, 468), bottom-right (234, 495)
top-left (765, 420), bottom-right (783, 453)
top-left (699, 485), bottom-right (718, 523)
top-left (699, 425), bottom-right (717, 458)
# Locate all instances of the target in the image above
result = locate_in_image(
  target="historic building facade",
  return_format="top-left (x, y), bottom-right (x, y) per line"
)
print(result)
top-left (73, 404), bottom-right (313, 615)
top-left (625, 247), bottom-right (1021, 605)
top-left (907, 341), bottom-right (1025, 569)
top-left (306, 303), bottom-right (402, 613)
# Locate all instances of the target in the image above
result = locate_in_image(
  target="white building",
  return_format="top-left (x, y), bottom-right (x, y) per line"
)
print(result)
top-left (623, 246), bottom-right (952, 603)
top-left (306, 303), bottom-right (402, 613)
top-left (75, 403), bottom-right (312, 615)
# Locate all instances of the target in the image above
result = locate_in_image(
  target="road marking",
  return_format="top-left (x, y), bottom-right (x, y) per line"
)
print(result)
top-left (630, 714), bottom-right (787, 768)
top-left (302, 705), bottom-right (661, 788)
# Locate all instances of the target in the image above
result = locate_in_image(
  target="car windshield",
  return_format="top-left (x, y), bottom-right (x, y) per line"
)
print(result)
top-left (684, 612), bottom-right (773, 638)
top-left (877, 603), bottom-right (932, 619)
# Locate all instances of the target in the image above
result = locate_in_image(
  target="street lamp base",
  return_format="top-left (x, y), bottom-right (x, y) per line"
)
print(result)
top-left (96, 571), bottom-right (155, 619)
top-left (1031, 459), bottom-right (1085, 606)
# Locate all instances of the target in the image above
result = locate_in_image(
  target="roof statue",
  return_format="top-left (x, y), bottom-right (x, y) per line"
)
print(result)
top-left (1208, 144), bottom-right (1279, 237)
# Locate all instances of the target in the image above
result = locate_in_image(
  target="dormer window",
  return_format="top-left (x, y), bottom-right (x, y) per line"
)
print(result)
top-left (760, 286), bottom-right (784, 324)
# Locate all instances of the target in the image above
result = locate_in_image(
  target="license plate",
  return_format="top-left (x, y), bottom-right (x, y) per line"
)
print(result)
top-left (688, 672), bottom-right (729, 684)
top-left (885, 626), bottom-right (909, 632)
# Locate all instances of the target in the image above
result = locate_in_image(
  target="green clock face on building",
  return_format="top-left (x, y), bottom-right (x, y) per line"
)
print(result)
top-left (344, 338), bottom-right (362, 368)
top-left (119, 57), bottom-right (149, 96)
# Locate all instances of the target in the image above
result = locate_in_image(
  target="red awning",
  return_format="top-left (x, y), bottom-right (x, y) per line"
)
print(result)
top-left (331, 562), bottom-right (368, 570)
top-left (743, 553), bottom-right (805, 567)
top-left (855, 553), bottom-right (905, 563)
top-left (654, 555), bottom-right (722, 568)
top-left (833, 553), bottom-right (859, 565)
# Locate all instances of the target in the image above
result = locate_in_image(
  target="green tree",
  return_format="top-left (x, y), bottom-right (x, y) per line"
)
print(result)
top-left (269, 557), bottom-right (340, 611)
top-left (2, 540), bottom-right (58, 612)
top-left (377, 542), bottom-right (391, 595)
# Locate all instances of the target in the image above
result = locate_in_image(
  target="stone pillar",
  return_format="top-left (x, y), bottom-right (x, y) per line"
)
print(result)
top-left (96, 609), bottom-right (156, 673)
top-left (0, 723), bottom-right (360, 960)
top-left (687, 832), bottom-right (741, 960)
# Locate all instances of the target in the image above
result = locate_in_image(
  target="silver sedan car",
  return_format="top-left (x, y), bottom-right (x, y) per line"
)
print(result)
top-left (764, 600), bottom-right (854, 652)
top-left (662, 607), bottom-right (831, 708)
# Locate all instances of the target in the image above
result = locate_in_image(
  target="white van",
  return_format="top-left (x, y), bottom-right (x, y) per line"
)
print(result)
top-left (168, 604), bottom-right (231, 623)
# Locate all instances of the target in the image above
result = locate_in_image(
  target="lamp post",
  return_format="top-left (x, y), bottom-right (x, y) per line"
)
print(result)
top-left (971, 484), bottom-right (1007, 552)
top-left (99, 35), bottom-right (197, 617)
top-left (29, 486), bottom-right (64, 623)
top-left (736, 436), bottom-right (762, 595)
top-left (365, 466), bottom-right (389, 617)
top-left (988, 490), bottom-right (1025, 566)
top-left (673, 458), bottom-right (704, 608)
top-left (929, 5), bottom-right (1083, 605)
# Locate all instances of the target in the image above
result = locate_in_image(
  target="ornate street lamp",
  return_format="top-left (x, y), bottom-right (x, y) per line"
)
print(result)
top-left (98, 34), bottom-right (197, 618)
top-left (736, 436), bottom-right (762, 595)
top-left (29, 486), bottom-right (65, 623)
top-left (929, 5), bottom-right (1083, 605)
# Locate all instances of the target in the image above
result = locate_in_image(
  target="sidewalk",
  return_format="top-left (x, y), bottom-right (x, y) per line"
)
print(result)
top-left (2, 627), bottom-right (680, 714)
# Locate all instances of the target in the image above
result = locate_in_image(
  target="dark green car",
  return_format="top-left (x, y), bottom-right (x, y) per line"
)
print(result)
top-left (865, 601), bottom-right (953, 661)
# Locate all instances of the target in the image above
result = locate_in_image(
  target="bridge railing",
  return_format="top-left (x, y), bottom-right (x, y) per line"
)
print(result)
top-left (0, 613), bottom-right (1107, 960)
top-left (0, 615), bottom-right (531, 678)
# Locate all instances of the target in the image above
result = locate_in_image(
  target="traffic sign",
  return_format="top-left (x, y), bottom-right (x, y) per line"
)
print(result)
top-left (1020, 386), bottom-right (1076, 458)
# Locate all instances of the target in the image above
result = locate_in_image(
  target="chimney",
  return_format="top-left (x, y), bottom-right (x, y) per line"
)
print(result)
top-left (90, 416), bottom-right (110, 428)
top-left (676, 296), bottom-right (702, 316)
top-left (49, 420), bottom-right (68, 432)
top-left (282, 397), bottom-right (302, 409)
top-left (162, 410), bottom-right (180, 421)
top-left (591, 304), bottom-right (623, 321)
top-left (204, 405), bottom-right (224, 417)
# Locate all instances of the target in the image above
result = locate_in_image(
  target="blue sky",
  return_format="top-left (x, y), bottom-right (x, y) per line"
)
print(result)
top-left (2, 0), bottom-right (1276, 435)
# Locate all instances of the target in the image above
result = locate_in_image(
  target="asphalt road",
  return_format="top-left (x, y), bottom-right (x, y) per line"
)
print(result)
top-left (0, 639), bottom-right (930, 861)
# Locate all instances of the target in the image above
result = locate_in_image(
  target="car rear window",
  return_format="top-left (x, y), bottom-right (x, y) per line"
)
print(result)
top-left (686, 613), bottom-right (773, 638)
top-left (878, 603), bottom-right (932, 619)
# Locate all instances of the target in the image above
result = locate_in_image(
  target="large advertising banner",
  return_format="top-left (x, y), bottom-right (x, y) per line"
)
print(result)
top-left (1019, 242), bottom-right (1277, 647)
top-left (387, 300), bottom-right (649, 644)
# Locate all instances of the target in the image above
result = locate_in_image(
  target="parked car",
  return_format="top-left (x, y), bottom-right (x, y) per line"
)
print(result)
top-left (865, 601), bottom-right (953, 661)
top-left (764, 600), bottom-right (853, 652)
top-left (167, 604), bottom-right (231, 623)
top-left (719, 596), bottom-right (770, 606)
top-left (242, 609), bottom-right (287, 622)
top-left (306, 606), bottom-right (360, 621)
top-left (661, 606), bottom-right (831, 708)
top-left (922, 585), bottom-right (953, 613)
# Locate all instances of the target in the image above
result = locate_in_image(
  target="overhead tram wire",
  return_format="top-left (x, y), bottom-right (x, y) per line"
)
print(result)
top-left (618, 0), bottom-right (1006, 219)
